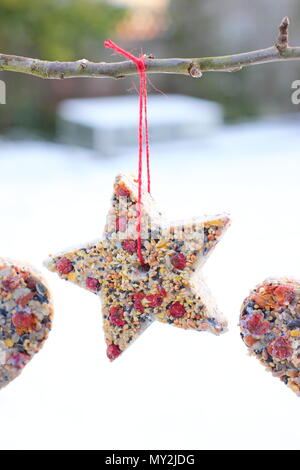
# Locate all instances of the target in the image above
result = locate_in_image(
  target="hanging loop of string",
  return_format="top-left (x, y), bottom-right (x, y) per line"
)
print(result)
top-left (104, 40), bottom-right (151, 265)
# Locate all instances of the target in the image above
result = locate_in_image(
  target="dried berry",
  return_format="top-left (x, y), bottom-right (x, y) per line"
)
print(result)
top-left (56, 257), bottom-right (74, 275)
top-left (86, 277), bottom-right (100, 291)
top-left (268, 337), bottom-right (293, 360)
top-left (170, 253), bottom-right (186, 270)
top-left (109, 306), bottom-right (125, 326)
top-left (274, 285), bottom-right (295, 306)
top-left (132, 292), bottom-right (145, 313)
top-left (115, 184), bottom-right (130, 198)
top-left (123, 240), bottom-right (137, 254)
top-left (169, 302), bottom-right (186, 318)
top-left (12, 312), bottom-right (35, 332)
top-left (107, 344), bottom-right (122, 361)
top-left (146, 295), bottom-right (163, 308)
top-left (241, 312), bottom-right (270, 336)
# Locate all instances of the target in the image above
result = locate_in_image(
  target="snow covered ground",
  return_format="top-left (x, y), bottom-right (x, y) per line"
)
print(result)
top-left (0, 119), bottom-right (300, 450)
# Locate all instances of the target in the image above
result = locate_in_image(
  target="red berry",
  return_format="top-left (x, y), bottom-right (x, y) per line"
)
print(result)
top-left (274, 285), bottom-right (295, 306)
top-left (242, 312), bottom-right (270, 336)
top-left (2, 277), bottom-right (21, 292)
top-left (146, 294), bottom-right (163, 308)
top-left (123, 240), bottom-right (137, 254)
top-left (109, 306), bottom-right (125, 326)
top-left (17, 292), bottom-right (35, 308)
top-left (244, 335), bottom-right (258, 347)
top-left (86, 277), bottom-right (100, 291)
top-left (170, 253), bottom-right (186, 270)
top-left (8, 353), bottom-right (31, 369)
top-left (24, 275), bottom-right (37, 290)
top-left (116, 216), bottom-right (127, 232)
top-left (132, 292), bottom-right (145, 313)
top-left (107, 344), bottom-right (122, 361)
top-left (169, 302), bottom-right (186, 318)
top-left (12, 312), bottom-right (35, 331)
top-left (56, 257), bottom-right (74, 275)
top-left (268, 337), bottom-right (293, 360)
top-left (158, 287), bottom-right (167, 298)
top-left (115, 184), bottom-right (131, 198)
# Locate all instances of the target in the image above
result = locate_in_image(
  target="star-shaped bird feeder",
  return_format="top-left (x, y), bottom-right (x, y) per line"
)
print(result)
top-left (45, 175), bottom-right (231, 360)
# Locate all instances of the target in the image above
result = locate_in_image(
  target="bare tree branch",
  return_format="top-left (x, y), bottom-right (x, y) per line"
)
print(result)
top-left (0, 17), bottom-right (299, 80)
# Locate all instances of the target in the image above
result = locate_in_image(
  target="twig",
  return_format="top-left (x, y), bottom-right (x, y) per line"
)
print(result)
top-left (0, 17), bottom-right (298, 80)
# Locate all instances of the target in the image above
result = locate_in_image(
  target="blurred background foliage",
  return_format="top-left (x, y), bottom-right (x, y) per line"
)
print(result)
top-left (1, 0), bottom-right (300, 137)
top-left (165, 0), bottom-right (300, 120)
top-left (0, 0), bottom-right (126, 135)
top-left (0, 0), bottom-right (125, 60)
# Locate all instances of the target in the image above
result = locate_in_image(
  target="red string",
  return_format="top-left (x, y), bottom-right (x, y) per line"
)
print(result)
top-left (104, 40), bottom-right (151, 264)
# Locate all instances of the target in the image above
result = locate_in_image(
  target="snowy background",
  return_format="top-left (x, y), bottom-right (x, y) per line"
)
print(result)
top-left (0, 117), bottom-right (300, 450)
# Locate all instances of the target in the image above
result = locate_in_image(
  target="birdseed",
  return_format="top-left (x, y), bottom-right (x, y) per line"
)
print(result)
top-left (46, 174), bottom-right (230, 360)
top-left (240, 278), bottom-right (300, 396)
top-left (0, 258), bottom-right (53, 389)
